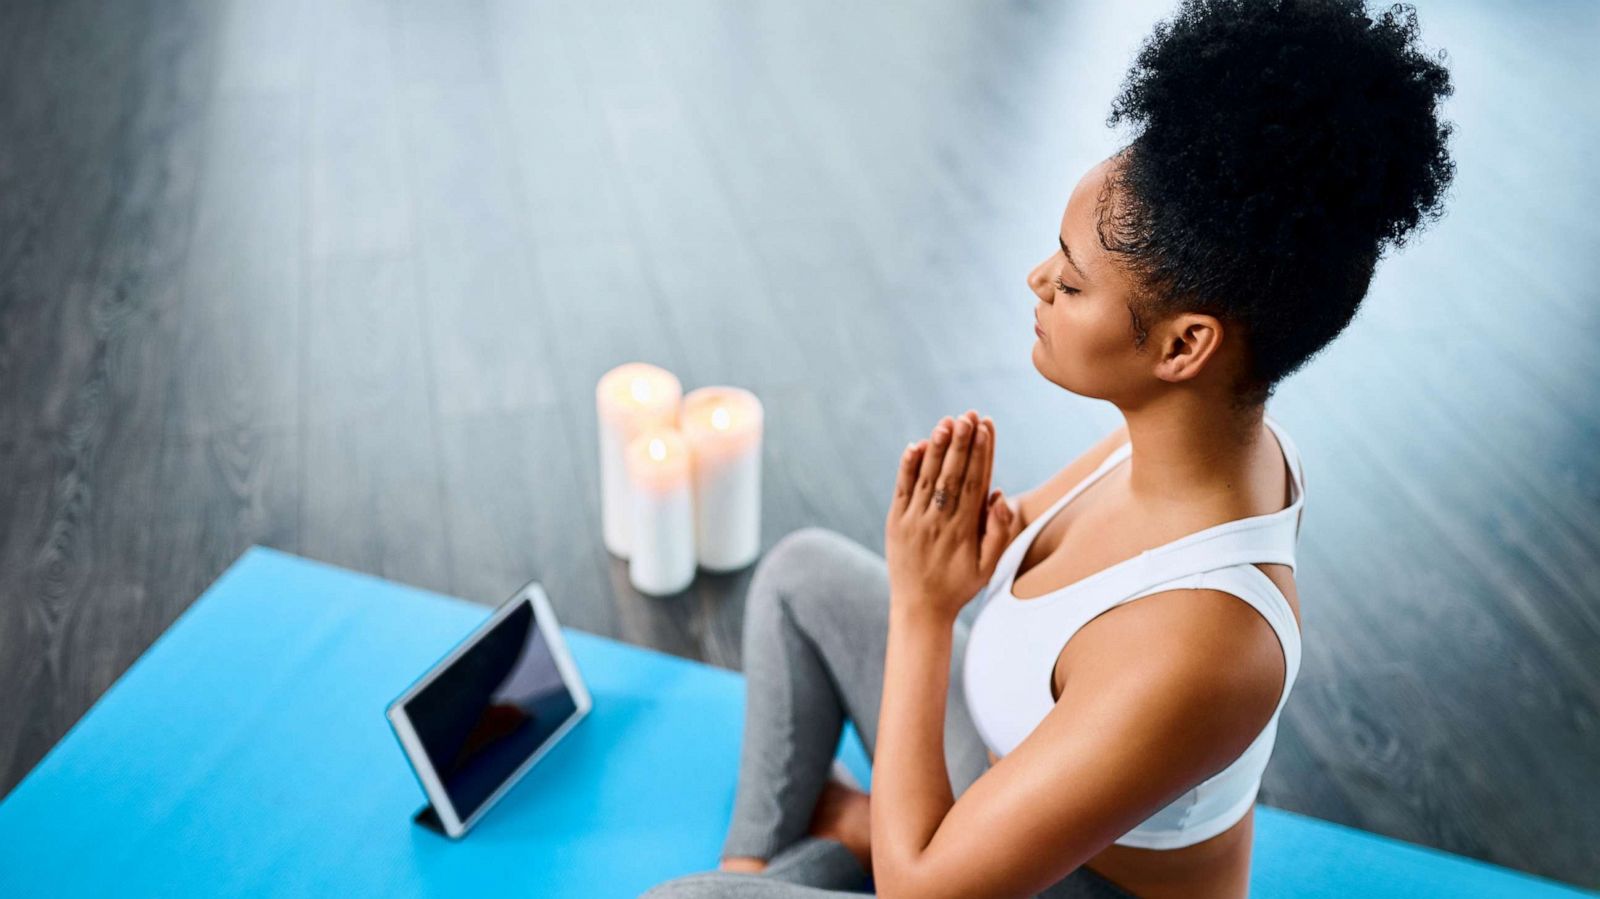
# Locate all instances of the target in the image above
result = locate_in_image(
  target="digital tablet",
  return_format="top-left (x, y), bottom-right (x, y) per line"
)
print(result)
top-left (386, 580), bottom-right (592, 838)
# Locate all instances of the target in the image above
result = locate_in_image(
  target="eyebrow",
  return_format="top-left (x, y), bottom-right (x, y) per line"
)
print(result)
top-left (1058, 234), bottom-right (1088, 281)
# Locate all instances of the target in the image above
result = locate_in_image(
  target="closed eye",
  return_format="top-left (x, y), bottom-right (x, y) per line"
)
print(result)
top-left (1053, 277), bottom-right (1079, 295)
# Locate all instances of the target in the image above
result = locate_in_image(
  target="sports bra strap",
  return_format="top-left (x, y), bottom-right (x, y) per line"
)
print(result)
top-left (1087, 512), bottom-right (1301, 605)
top-left (1266, 415), bottom-right (1307, 541)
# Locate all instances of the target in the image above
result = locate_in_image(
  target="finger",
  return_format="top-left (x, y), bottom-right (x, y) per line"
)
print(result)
top-left (892, 440), bottom-right (924, 516)
top-left (972, 415), bottom-right (985, 495)
top-left (980, 488), bottom-right (1004, 540)
top-left (913, 417), bottom-right (953, 512)
top-left (980, 491), bottom-right (1011, 572)
top-left (968, 411), bottom-right (988, 492)
top-left (933, 415), bottom-right (976, 515)
top-left (962, 420), bottom-right (991, 520)
top-left (955, 411), bottom-right (986, 507)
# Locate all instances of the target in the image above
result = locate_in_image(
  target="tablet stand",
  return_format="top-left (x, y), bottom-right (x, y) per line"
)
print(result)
top-left (413, 803), bottom-right (451, 836)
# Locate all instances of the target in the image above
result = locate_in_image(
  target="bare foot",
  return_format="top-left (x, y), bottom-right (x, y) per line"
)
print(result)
top-left (717, 856), bottom-right (768, 874)
top-left (717, 775), bottom-right (872, 876)
top-left (807, 776), bottom-right (873, 875)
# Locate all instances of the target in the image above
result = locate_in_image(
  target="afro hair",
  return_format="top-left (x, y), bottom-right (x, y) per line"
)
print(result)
top-left (1099, 0), bottom-right (1456, 407)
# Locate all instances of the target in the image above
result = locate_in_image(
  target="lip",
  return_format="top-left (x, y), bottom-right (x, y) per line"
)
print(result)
top-left (1033, 316), bottom-right (1044, 339)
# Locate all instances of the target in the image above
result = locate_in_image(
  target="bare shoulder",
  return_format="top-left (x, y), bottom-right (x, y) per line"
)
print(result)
top-left (1058, 588), bottom-right (1287, 773)
top-left (928, 587), bottom-right (1291, 895)
top-left (1014, 423), bottom-right (1130, 529)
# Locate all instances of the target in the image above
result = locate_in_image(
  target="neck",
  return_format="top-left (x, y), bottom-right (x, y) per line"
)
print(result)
top-left (1117, 389), bottom-right (1269, 508)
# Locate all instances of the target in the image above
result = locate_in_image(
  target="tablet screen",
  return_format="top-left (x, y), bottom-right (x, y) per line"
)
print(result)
top-left (401, 599), bottom-right (578, 823)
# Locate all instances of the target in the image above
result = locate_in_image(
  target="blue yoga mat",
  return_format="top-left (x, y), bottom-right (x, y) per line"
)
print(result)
top-left (0, 547), bottom-right (1590, 897)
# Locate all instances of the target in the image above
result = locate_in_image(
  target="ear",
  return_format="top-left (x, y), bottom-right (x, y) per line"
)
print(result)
top-left (1152, 313), bottom-right (1224, 384)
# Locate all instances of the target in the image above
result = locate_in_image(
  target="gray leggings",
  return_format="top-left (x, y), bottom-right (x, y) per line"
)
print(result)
top-left (641, 527), bottom-right (1141, 898)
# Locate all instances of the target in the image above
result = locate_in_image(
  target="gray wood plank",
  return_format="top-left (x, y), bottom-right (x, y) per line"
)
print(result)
top-left (0, 0), bottom-right (1596, 888)
top-left (300, 254), bottom-right (452, 595)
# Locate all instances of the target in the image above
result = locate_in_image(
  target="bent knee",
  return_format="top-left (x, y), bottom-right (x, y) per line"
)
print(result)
top-left (747, 526), bottom-right (886, 627)
top-left (773, 526), bottom-right (848, 562)
top-left (752, 527), bottom-right (853, 599)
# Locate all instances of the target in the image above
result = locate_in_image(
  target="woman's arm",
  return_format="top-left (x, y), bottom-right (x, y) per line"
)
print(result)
top-left (872, 587), bottom-right (1285, 898)
top-left (873, 413), bottom-right (1280, 897)
top-left (871, 601), bottom-right (962, 885)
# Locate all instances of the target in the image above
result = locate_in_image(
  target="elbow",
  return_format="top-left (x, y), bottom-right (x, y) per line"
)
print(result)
top-left (874, 853), bottom-right (970, 899)
top-left (871, 849), bottom-right (927, 899)
top-left (875, 851), bottom-right (1039, 899)
top-left (874, 871), bottom-right (922, 899)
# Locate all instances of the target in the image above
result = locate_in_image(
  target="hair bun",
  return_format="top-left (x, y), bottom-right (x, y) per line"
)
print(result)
top-left (1100, 0), bottom-right (1456, 404)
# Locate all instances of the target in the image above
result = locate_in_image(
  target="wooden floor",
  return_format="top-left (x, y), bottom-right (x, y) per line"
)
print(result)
top-left (2, 0), bottom-right (1596, 888)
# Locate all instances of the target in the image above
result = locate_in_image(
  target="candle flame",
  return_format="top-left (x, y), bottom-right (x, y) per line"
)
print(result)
top-left (711, 407), bottom-right (731, 430)
top-left (629, 378), bottom-right (652, 404)
top-left (648, 438), bottom-right (667, 461)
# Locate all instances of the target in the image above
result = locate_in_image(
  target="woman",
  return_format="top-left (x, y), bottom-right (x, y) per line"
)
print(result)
top-left (645, 1), bottom-right (1453, 896)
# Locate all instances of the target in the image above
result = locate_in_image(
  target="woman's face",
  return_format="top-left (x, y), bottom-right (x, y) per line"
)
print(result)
top-left (1026, 156), bottom-right (1231, 405)
top-left (1027, 157), bottom-right (1151, 402)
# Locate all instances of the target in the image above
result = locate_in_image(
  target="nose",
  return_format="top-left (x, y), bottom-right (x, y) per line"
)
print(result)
top-left (1026, 254), bottom-right (1054, 302)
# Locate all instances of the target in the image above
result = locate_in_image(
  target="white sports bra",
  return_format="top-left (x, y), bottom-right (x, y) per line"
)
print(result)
top-left (961, 414), bottom-right (1306, 850)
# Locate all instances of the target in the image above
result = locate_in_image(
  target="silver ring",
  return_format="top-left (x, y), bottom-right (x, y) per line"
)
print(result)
top-left (933, 488), bottom-right (949, 509)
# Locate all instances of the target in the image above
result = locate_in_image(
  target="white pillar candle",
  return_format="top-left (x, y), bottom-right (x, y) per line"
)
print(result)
top-left (596, 363), bottom-right (682, 558)
top-left (624, 427), bottom-right (697, 596)
top-left (681, 386), bottom-right (764, 572)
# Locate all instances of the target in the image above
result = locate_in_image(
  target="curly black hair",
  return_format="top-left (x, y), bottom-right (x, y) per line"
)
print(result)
top-left (1099, 0), bottom-right (1456, 408)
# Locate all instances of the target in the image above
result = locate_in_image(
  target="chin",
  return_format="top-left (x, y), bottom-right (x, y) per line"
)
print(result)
top-left (1032, 345), bottom-right (1098, 400)
top-left (1030, 342), bottom-right (1064, 388)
